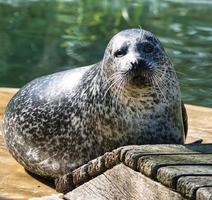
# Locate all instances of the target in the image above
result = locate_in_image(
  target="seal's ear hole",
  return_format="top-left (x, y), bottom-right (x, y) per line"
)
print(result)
top-left (114, 49), bottom-right (127, 58)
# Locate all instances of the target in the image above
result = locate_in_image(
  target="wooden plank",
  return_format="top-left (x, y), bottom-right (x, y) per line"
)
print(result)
top-left (186, 104), bottom-right (212, 143)
top-left (121, 144), bottom-right (212, 170)
top-left (55, 144), bottom-right (212, 193)
top-left (33, 145), bottom-right (212, 200)
top-left (157, 165), bottom-right (212, 188)
top-left (0, 88), bottom-right (18, 114)
top-left (137, 154), bottom-right (212, 178)
top-left (176, 176), bottom-right (212, 199)
top-left (30, 194), bottom-right (63, 200)
top-left (196, 187), bottom-right (212, 200)
top-left (64, 164), bottom-right (186, 200)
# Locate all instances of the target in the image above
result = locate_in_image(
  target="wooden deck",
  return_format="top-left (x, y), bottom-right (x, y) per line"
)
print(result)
top-left (63, 144), bottom-right (212, 200)
top-left (0, 87), bottom-right (212, 199)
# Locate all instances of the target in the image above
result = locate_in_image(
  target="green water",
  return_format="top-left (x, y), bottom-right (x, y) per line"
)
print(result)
top-left (0, 0), bottom-right (212, 107)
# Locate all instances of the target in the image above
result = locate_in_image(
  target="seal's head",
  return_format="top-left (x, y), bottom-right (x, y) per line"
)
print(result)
top-left (102, 29), bottom-right (174, 91)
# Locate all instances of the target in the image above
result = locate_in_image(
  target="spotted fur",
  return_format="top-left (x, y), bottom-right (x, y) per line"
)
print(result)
top-left (2, 29), bottom-right (185, 178)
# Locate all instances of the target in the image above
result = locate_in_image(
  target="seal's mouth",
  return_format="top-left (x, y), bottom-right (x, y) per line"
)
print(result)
top-left (127, 60), bottom-right (153, 86)
top-left (131, 75), bottom-right (150, 85)
top-left (129, 65), bottom-right (153, 86)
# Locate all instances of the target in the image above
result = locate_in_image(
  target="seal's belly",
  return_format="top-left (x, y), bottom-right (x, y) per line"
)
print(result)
top-left (2, 91), bottom-right (184, 177)
top-left (95, 102), bottom-right (184, 152)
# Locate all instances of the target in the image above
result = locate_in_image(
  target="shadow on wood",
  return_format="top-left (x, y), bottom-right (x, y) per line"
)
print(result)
top-left (26, 169), bottom-right (55, 189)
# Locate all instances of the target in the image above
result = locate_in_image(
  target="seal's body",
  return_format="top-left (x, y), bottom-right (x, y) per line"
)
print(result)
top-left (3, 29), bottom-right (186, 178)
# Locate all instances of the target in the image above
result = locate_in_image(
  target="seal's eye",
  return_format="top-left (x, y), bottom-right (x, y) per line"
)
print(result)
top-left (114, 49), bottom-right (127, 57)
top-left (143, 42), bottom-right (154, 53)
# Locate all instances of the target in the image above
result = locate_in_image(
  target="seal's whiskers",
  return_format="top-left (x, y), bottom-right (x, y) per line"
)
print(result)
top-left (103, 72), bottom-right (123, 98)
top-left (114, 76), bottom-right (126, 109)
top-left (151, 74), bottom-right (167, 103)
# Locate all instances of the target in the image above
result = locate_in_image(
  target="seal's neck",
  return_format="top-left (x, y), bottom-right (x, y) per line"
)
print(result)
top-left (80, 62), bottom-right (180, 110)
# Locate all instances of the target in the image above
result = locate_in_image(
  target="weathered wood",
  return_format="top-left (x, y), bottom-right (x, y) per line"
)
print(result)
top-left (177, 176), bottom-right (212, 199)
top-left (30, 194), bottom-right (64, 200)
top-left (54, 144), bottom-right (212, 199)
top-left (64, 164), bottom-right (186, 200)
top-left (55, 148), bottom-right (121, 193)
top-left (121, 144), bottom-right (212, 170)
top-left (196, 187), bottom-right (212, 200)
top-left (157, 165), bottom-right (212, 188)
top-left (186, 104), bottom-right (212, 143)
top-left (56, 144), bottom-right (212, 193)
top-left (138, 154), bottom-right (212, 178)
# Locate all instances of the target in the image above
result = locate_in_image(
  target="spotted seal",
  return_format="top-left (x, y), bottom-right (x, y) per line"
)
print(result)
top-left (2, 29), bottom-right (187, 180)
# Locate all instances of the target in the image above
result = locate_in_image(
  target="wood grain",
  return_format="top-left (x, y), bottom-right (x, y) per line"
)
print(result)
top-left (63, 145), bottom-right (212, 200)
top-left (157, 165), bottom-right (212, 188)
top-left (137, 154), bottom-right (212, 178)
top-left (196, 187), bottom-right (212, 200)
top-left (122, 144), bottom-right (212, 170)
top-left (186, 104), bottom-right (212, 143)
top-left (64, 164), bottom-right (185, 200)
top-left (177, 176), bottom-right (212, 199)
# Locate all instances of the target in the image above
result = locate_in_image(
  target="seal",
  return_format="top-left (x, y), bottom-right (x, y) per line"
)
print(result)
top-left (2, 28), bottom-right (187, 179)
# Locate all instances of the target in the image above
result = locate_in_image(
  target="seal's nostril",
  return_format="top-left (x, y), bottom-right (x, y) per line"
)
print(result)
top-left (130, 61), bottom-right (137, 70)
top-left (131, 59), bottom-right (147, 70)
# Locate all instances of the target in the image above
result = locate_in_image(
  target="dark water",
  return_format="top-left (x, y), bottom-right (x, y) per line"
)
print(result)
top-left (0, 0), bottom-right (212, 107)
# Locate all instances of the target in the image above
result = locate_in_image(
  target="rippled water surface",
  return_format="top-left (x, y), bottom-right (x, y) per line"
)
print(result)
top-left (0, 0), bottom-right (211, 107)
